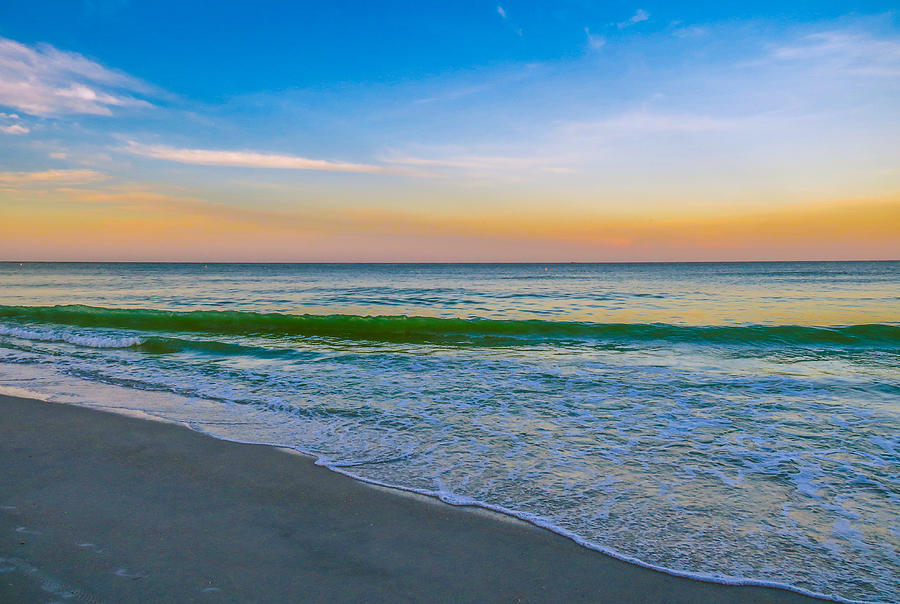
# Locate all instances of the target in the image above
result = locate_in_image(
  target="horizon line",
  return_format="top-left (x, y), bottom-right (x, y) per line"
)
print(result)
top-left (3, 259), bottom-right (898, 265)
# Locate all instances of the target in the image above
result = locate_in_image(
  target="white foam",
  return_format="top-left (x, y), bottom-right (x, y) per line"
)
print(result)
top-left (0, 342), bottom-right (895, 603)
top-left (0, 325), bottom-right (143, 349)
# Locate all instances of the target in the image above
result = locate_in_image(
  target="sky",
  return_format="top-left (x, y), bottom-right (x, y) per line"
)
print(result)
top-left (1, 0), bottom-right (898, 261)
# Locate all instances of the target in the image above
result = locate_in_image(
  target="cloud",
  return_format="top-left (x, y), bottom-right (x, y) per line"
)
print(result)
top-left (0, 169), bottom-right (107, 185)
top-left (122, 142), bottom-right (385, 173)
top-left (50, 188), bottom-right (353, 235)
top-left (382, 155), bottom-right (530, 170)
top-left (672, 25), bottom-right (707, 39)
top-left (770, 31), bottom-right (900, 77)
top-left (562, 111), bottom-right (743, 136)
top-left (380, 151), bottom-right (569, 175)
top-left (495, 5), bottom-right (522, 35)
top-left (584, 28), bottom-right (606, 50)
top-left (619, 9), bottom-right (649, 28)
top-left (0, 124), bottom-right (28, 135)
top-left (386, 112), bottom-right (747, 178)
top-left (380, 109), bottom-right (742, 175)
top-left (0, 111), bottom-right (28, 134)
top-left (60, 189), bottom-right (238, 214)
top-left (0, 36), bottom-right (155, 116)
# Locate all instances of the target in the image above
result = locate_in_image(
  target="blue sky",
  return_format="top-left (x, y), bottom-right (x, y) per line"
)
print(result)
top-left (2, 1), bottom-right (893, 95)
top-left (1, 1), bottom-right (898, 260)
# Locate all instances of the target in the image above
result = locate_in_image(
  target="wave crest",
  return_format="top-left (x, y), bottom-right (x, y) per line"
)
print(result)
top-left (1, 304), bottom-right (898, 347)
top-left (0, 324), bottom-right (144, 349)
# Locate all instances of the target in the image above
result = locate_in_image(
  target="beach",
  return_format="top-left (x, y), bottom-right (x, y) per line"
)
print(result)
top-left (3, 0), bottom-right (900, 598)
top-left (1, 262), bottom-right (897, 601)
top-left (0, 393), bottom-right (828, 603)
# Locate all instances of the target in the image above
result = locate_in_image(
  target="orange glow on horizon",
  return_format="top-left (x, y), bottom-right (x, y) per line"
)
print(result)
top-left (2, 186), bottom-right (898, 262)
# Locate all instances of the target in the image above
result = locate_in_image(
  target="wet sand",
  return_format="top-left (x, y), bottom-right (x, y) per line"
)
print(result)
top-left (0, 394), bottom-right (825, 603)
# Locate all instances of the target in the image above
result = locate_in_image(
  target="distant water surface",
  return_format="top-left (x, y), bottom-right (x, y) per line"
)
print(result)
top-left (0, 262), bottom-right (897, 602)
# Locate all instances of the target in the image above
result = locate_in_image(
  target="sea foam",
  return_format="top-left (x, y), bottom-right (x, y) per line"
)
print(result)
top-left (0, 324), bottom-right (143, 349)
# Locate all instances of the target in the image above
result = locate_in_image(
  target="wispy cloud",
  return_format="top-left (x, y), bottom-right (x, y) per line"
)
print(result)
top-left (415, 82), bottom-right (499, 105)
top-left (0, 36), bottom-right (156, 116)
top-left (0, 169), bottom-right (107, 185)
top-left (495, 5), bottom-right (523, 36)
top-left (584, 28), bottom-right (606, 50)
top-left (631, 9), bottom-right (650, 23)
top-left (382, 154), bottom-right (533, 170)
top-left (381, 112), bottom-right (746, 180)
top-left (672, 25), bottom-right (707, 39)
top-left (123, 142), bottom-right (385, 173)
top-left (0, 111), bottom-right (28, 134)
top-left (383, 110), bottom-right (746, 177)
top-left (562, 111), bottom-right (743, 136)
top-left (52, 187), bottom-right (375, 235)
top-left (413, 63), bottom-right (542, 105)
top-left (59, 189), bottom-right (261, 220)
top-left (770, 31), bottom-right (900, 77)
top-left (619, 9), bottom-right (649, 28)
top-left (0, 124), bottom-right (28, 135)
top-left (380, 151), bottom-right (571, 175)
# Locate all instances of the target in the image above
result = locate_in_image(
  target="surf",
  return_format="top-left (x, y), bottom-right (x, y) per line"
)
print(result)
top-left (1, 304), bottom-right (898, 347)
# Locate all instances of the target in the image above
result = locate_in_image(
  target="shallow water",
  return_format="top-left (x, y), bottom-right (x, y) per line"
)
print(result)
top-left (1, 262), bottom-right (897, 602)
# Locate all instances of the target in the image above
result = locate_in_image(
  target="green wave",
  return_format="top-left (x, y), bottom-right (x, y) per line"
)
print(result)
top-left (1, 304), bottom-right (898, 347)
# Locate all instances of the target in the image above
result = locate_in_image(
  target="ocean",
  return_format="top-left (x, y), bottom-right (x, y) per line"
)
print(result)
top-left (0, 261), bottom-right (897, 602)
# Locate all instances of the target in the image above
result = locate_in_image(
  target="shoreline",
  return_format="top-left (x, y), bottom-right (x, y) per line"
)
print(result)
top-left (1, 393), bottom-right (830, 602)
top-left (207, 430), bottom-right (847, 602)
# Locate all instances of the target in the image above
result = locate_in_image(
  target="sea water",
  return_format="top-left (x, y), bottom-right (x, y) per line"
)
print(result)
top-left (0, 261), bottom-right (897, 602)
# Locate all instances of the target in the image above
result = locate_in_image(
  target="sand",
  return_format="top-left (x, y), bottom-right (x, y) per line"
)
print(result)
top-left (0, 394), bottom-right (825, 603)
